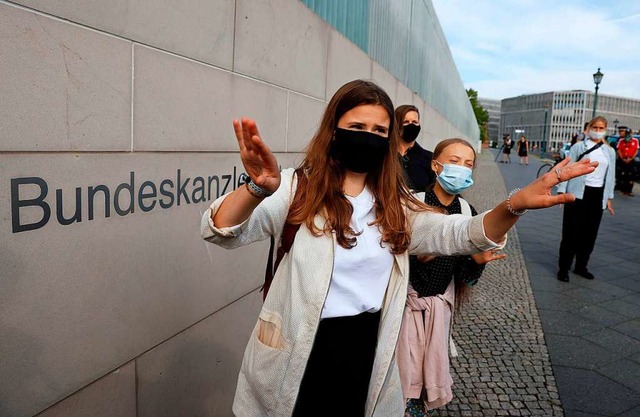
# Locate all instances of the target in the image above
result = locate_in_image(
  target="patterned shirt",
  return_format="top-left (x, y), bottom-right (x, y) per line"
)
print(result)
top-left (409, 190), bottom-right (485, 298)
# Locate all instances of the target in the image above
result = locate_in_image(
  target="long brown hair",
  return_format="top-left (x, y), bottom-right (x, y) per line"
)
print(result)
top-left (288, 80), bottom-right (423, 253)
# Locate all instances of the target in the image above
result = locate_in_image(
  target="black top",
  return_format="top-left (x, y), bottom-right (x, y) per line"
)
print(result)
top-left (503, 139), bottom-right (513, 152)
top-left (518, 141), bottom-right (527, 153)
top-left (398, 142), bottom-right (436, 193)
top-left (409, 190), bottom-right (486, 298)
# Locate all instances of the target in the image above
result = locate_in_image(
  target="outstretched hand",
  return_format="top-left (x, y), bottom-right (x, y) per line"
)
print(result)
top-left (510, 157), bottom-right (598, 211)
top-left (233, 117), bottom-right (281, 193)
top-left (482, 157), bottom-right (598, 244)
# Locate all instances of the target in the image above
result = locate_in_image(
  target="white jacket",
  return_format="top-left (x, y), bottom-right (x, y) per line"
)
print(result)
top-left (201, 168), bottom-right (504, 417)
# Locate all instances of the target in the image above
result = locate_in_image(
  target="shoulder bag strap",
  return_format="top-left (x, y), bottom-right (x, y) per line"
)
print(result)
top-left (262, 168), bottom-right (304, 300)
top-left (577, 141), bottom-right (603, 161)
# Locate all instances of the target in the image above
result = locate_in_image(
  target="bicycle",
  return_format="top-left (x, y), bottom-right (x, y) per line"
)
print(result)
top-left (536, 153), bottom-right (563, 179)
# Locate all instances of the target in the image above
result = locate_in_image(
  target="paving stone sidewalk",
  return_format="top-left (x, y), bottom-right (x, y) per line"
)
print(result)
top-left (439, 149), bottom-right (640, 417)
top-left (497, 151), bottom-right (640, 417)
top-left (438, 149), bottom-right (563, 416)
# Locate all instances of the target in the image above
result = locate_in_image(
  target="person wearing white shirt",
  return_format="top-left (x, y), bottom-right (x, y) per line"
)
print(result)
top-left (556, 116), bottom-right (616, 282)
top-left (202, 79), bottom-right (598, 417)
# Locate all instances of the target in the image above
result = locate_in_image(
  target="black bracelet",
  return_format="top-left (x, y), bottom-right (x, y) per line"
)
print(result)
top-left (246, 178), bottom-right (273, 198)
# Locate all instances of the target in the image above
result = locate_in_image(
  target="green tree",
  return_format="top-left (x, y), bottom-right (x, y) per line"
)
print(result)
top-left (467, 88), bottom-right (489, 142)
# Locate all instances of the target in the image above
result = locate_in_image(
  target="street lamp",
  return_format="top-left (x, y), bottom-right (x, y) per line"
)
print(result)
top-left (592, 67), bottom-right (604, 118)
top-left (542, 104), bottom-right (549, 152)
top-left (614, 119), bottom-right (619, 131)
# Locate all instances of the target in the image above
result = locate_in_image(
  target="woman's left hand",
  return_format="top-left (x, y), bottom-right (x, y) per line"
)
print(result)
top-left (509, 157), bottom-right (598, 211)
top-left (416, 254), bottom-right (436, 263)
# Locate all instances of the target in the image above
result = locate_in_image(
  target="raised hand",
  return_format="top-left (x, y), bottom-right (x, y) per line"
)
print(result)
top-left (510, 157), bottom-right (598, 211)
top-left (483, 157), bottom-right (598, 244)
top-left (233, 117), bottom-right (281, 193)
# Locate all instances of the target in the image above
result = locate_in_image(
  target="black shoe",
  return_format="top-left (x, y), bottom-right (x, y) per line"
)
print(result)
top-left (573, 268), bottom-right (595, 280)
top-left (557, 270), bottom-right (570, 282)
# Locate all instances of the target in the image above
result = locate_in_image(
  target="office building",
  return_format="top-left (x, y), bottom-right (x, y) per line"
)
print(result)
top-left (479, 97), bottom-right (501, 144)
top-left (501, 91), bottom-right (640, 152)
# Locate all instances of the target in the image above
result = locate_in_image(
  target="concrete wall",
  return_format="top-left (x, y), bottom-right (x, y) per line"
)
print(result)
top-left (0, 1), bottom-right (472, 416)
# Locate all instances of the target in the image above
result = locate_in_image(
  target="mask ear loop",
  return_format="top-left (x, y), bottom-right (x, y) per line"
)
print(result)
top-left (432, 160), bottom-right (443, 177)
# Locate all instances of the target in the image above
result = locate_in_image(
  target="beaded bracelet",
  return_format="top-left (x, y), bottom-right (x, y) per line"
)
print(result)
top-left (245, 178), bottom-right (273, 198)
top-left (506, 188), bottom-right (527, 216)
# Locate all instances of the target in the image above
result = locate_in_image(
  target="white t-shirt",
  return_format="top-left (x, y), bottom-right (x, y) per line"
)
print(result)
top-left (584, 140), bottom-right (608, 187)
top-left (321, 186), bottom-right (394, 319)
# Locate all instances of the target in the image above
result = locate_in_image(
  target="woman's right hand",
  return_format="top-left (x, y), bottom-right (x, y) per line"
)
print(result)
top-left (471, 249), bottom-right (507, 265)
top-left (234, 117), bottom-right (281, 193)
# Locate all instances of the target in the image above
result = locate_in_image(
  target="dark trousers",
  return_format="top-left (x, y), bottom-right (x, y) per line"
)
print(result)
top-left (618, 159), bottom-right (636, 193)
top-left (558, 186), bottom-right (604, 272)
top-left (293, 311), bottom-right (380, 417)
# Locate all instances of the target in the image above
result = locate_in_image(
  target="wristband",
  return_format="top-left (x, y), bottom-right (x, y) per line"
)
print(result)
top-left (506, 188), bottom-right (527, 216)
top-left (246, 178), bottom-right (273, 198)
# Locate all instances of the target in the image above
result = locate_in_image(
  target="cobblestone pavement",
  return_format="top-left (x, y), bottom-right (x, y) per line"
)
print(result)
top-left (498, 151), bottom-right (640, 417)
top-left (439, 149), bottom-right (640, 416)
top-left (439, 149), bottom-right (564, 416)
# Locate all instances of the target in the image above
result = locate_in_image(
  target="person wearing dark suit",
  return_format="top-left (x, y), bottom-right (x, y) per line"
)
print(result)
top-left (395, 105), bottom-right (435, 193)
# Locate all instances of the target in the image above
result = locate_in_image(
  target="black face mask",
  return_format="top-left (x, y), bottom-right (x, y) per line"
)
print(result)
top-left (401, 123), bottom-right (421, 142)
top-left (330, 128), bottom-right (390, 173)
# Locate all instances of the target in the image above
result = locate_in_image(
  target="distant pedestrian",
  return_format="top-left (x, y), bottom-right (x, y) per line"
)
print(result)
top-left (571, 133), bottom-right (579, 146)
top-left (575, 122), bottom-right (590, 142)
top-left (501, 134), bottom-right (513, 163)
top-left (615, 126), bottom-right (638, 196)
top-left (557, 116), bottom-right (616, 282)
top-left (518, 135), bottom-right (529, 165)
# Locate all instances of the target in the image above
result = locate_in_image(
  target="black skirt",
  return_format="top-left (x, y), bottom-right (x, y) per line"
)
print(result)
top-left (293, 311), bottom-right (381, 416)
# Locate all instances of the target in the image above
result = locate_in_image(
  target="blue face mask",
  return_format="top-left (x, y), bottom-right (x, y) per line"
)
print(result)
top-left (435, 161), bottom-right (474, 195)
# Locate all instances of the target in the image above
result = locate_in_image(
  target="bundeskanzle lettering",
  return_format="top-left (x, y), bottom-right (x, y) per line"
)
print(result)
top-left (10, 168), bottom-right (247, 233)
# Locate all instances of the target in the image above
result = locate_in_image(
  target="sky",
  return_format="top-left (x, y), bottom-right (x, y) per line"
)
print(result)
top-left (431, 0), bottom-right (640, 101)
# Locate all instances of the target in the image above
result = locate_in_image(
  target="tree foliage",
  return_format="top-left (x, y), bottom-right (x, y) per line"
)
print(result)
top-left (467, 88), bottom-right (489, 142)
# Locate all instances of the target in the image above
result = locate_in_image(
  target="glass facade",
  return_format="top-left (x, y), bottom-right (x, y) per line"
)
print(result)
top-left (500, 91), bottom-right (640, 153)
top-left (479, 98), bottom-right (501, 143)
top-left (301, 0), bottom-right (479, 140)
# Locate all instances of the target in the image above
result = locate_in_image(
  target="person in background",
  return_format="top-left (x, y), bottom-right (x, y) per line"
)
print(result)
top-left (518, 135), bottom-right (529, 165)
top-left (615, 126), bottom-right (638, 196)
top-left (397, 138), bottom-right (506, 417)
top-left (575, 122), bottom-right (590, 142)
top-left (557, 116), bottom-right (616, 282)
top-left (500, 134), bottom-right (513, 163)
top-left (571, 133), bottom-right (579, 146)
top-left (395, 105), bottom-right (435, 193)
top-left (201, 79), bottom-right (597, 416)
